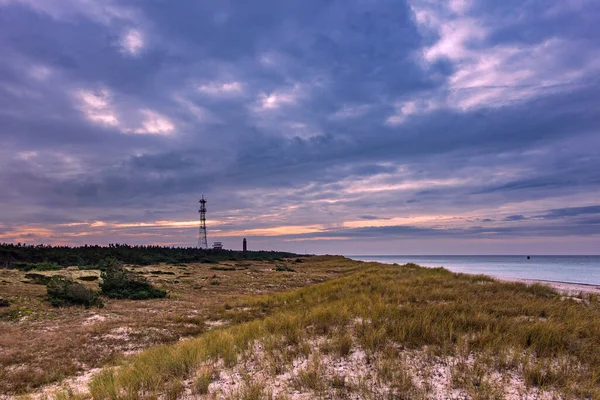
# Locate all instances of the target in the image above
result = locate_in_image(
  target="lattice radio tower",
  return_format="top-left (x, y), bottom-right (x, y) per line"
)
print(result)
top-left (198, 195), bottom-right (208, 249)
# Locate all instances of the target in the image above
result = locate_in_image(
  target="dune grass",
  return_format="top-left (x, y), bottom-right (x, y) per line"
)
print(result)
top-left (84, 259), bottom-right (600, 399)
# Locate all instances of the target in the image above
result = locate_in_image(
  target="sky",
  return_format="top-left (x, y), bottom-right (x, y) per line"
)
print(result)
top-left (1, 0), bottom-right (599, 255)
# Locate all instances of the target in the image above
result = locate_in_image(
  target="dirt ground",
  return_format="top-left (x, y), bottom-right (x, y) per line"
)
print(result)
top-left (0, 257), bottom-right (357, 396)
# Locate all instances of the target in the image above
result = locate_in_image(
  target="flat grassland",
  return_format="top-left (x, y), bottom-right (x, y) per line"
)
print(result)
top-left (2, 257), bottom-right (600, 399)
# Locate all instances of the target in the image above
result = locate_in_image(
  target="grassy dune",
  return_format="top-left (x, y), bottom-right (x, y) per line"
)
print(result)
top-left (80, 257), bottom-right (600, 400)
top-left (1, 257), bottom-right (353, 395)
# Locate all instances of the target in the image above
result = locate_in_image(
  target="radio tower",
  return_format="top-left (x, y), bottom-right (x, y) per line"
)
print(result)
top-left (198, 195), bottom-right (208, 249)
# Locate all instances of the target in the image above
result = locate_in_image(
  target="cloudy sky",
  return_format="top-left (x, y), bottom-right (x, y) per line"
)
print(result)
top-left (1, 0), bottom-right (599, 254)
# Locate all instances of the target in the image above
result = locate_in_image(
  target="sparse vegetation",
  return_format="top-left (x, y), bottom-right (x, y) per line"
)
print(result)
top-left (294, 353), bottom-right (326, 393)
top-left (228, 380), bottom-right (268, 400)
top-left (332, 332), bottom-right (353, 357)
top-left (0, 256), bottom-right (348, 395)
top-left (192, 366), bottom-right (216, 395)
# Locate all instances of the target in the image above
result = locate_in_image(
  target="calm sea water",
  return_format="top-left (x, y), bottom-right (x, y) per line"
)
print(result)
top-left (347, 255), bottom-right (600, 285)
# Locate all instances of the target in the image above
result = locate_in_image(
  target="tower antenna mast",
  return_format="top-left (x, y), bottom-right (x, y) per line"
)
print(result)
top-left (198, 195), bottom-right (208, 249)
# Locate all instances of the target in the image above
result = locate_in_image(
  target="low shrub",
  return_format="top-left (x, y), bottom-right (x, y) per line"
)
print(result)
top-left (13, 261), bottom-right (63, 271)
top-left (99, 258), bottom-right (167, 300)
top-left (275, 265), bottom-right (296, 272)
top-left (46, 277), bottom-right (103, 308)
top-left (32, 261), bottom-right (63, 271)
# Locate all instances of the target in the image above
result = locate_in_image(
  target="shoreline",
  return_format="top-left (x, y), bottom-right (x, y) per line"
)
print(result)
top-left (352, 257), bottom-right (600, 295)
top-left (494, 276), bottom-right (600, 295)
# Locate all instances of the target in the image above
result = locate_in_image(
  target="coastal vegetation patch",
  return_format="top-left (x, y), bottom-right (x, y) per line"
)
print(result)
top-left (87, 260), bottom-right (600, 399)
top-left (99, 259), bottom-right (167, 300)
top-left (46, 276), bottom-right (103, 308)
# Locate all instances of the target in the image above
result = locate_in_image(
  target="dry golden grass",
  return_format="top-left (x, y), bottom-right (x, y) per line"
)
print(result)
top-left (85, 260), bottom-right (600, 399)
top-left (0, 256), bottom-right (354, 395)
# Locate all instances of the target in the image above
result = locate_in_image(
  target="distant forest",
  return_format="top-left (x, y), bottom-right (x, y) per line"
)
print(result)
top-left (0, 243), bottom-right (300, 269)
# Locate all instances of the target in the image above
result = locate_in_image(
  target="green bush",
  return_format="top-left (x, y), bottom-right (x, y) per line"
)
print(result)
top-left (31, 261), bottom-right (63, 271)
top-left (99, 258), bottom-right (167, 300)
top-left (13, 261), bottom-right (63, 271)
top-left (46, 277), bottom-right (103, 308)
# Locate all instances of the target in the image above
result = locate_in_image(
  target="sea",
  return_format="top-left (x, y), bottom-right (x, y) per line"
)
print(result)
top-left (347, 255), bottom-right (600, 286)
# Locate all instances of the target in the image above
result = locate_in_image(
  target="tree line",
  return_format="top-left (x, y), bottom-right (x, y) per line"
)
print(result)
top-left (0, 243), bottom-right (300, 269)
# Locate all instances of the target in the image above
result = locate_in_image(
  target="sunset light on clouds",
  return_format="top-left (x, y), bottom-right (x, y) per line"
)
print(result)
top-left (1, 0), bottom-right (599, 254)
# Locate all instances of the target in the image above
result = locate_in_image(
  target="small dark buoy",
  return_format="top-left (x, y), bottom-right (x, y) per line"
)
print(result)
top-left (527, 256), bottom-right (530, 260)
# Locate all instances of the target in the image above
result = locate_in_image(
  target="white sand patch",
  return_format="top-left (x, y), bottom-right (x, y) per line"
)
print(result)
top-left (175, 338), bottom-right (563, 399)
top-left (83, 314), bottom-right (107, 325)
top-left (104, 326), bottom-right (133, 340)
top-left (205, 320), bottom-right (228, 328)
top-left (182, 339), bottom-right (388, 399)
top-left (18, 339), bottom-right (565, 400)
top-left (402, 349), bottom-right (561, 400)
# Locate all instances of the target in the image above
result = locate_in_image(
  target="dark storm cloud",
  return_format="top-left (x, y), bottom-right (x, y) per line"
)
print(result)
top-left (0, 0), bottom-right (599, 251)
